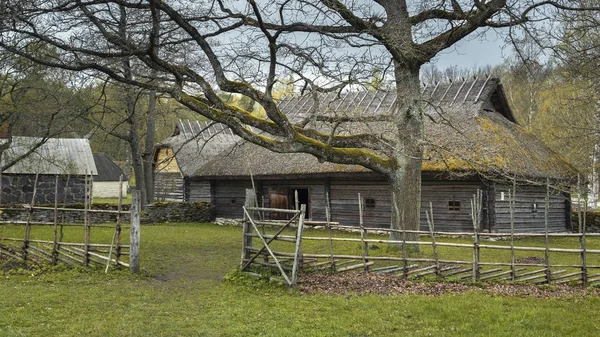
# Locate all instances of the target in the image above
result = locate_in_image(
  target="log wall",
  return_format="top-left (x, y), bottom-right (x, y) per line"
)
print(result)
top-left (493, 184), bottom-right (568, 233)
top-left (214, 181), bottom-right (252, 218)
top-left (154, 172), bottom-right (185, 202)
top-left (188, 181), bottom-right (212, 202)
top-left (207, 177), bottom-right (570, 232)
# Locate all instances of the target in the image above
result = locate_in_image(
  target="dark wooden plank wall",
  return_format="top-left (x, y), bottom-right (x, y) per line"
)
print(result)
top-left (214, 181), bottom-right (252, 218)
top-left (188, 181), bottom-right (212, 202)
top-left (154, 173), bottom-right (185, 201)
top-left (493, 185), bottom-right (568, 233)
top-left (420, 181), bottom-right (484, 232)
top-left (327, 179), bottom-right (483, 231)
top-left (329, 179), bottom-right (391, 228)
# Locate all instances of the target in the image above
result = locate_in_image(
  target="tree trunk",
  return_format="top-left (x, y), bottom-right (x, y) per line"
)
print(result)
top-left (388, 62), bottom-right (424, 250)
top-left (143, 86), bottom-right (156, 204)
top-left (129, 129), bottom-right (146, 205)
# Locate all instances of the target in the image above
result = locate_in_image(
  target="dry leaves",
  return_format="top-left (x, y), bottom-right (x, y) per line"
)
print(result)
top-left (299, 273), bottom-right (600, 298)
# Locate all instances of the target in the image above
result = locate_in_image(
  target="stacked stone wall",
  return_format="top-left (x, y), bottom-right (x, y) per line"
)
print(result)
top-left (1, 174), bottom-right (86, 204)
top-left (0, 201), bottom-right (213, 224)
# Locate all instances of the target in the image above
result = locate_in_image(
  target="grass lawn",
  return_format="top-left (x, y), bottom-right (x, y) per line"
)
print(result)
top-left (92, 193), bottom-right (132, 205)
top-left (1, 222), bottom-right (600, 336)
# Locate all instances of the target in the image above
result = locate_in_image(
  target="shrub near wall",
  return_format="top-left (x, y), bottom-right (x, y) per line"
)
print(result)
top-left (572, 211), bottom-right (600, 233)
top-left (0, 202), bottom-right (214, 224)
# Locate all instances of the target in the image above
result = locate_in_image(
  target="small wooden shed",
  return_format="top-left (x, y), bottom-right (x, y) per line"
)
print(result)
top-left (0, 137), bottom-right (97, 204)
top-left (162, 78), bottom-right (578, 232)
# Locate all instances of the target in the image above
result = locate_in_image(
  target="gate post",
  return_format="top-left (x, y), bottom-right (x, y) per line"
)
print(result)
top-left (130, 190), bottom-right (141, 273)
top-left (241, 189), bottom-right (255, 270)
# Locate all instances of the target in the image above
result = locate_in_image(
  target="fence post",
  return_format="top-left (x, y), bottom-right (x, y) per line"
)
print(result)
top-left (581, 195), bottom-right (588, 286)
top-left (129, 190), bottom-right (141, 273)
top-left (241, 191), bottom-right (254, 270)
top-left (358, 194), bottom-right (369, 272)
top-left (544, 179), bottom-right (551, 283)
top-left (52, 175), bottom-right (59, 265)
top-left (291, 204), bottom-right (306, 287)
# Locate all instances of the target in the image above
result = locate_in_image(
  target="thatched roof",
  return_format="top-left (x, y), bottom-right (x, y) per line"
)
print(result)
top-left (189, 77), bottom-right (577, 182)
top-left (1, 137), bottom-right (97, 175)
top-left (155, 120), bottom-right (240, 177)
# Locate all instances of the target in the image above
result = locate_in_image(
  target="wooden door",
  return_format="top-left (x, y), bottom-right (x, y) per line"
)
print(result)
top-left (269, 187), bottom-right (288, 220)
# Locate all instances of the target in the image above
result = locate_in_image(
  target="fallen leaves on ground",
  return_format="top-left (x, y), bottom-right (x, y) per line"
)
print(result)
top-left (299, 273), bottom-right (600, 298)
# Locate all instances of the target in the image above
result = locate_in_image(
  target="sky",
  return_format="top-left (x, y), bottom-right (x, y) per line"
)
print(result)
top-left (428, 29), bottom-right (514, 71)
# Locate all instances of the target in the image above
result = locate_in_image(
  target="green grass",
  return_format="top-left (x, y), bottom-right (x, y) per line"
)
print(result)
top-left (1, 223), bottom-right (600, 336)
top-left (92, 193), bottom-right (132, 205)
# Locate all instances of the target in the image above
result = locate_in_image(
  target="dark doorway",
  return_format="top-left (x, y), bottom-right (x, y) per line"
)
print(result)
top-left (292, 188), bottom-right (310, 219)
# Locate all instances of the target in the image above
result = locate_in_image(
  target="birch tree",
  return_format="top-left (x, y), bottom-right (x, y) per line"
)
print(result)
top-left (1, 1), bottom-right (598, 243)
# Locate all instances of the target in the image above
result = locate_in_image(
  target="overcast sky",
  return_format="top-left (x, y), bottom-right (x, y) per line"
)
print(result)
top-left (428, 29), bottom-right (514, 71)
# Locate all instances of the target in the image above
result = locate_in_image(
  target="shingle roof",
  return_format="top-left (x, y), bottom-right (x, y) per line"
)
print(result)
top-left (1, 137), bottom-right (97, 175)
top-left (190, 77), bottom-right (577, 183)
top-left (92, 153), bottom-right (123, 181)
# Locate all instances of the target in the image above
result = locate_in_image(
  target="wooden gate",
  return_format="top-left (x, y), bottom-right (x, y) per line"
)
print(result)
top-left (240, 204), bottom-right (306, 286)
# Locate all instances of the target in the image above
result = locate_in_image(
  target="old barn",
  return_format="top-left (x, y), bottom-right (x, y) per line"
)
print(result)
top-left (0, 137), bottom-right (97, 204)
top-left (158, 78), bottom-right (577, 232)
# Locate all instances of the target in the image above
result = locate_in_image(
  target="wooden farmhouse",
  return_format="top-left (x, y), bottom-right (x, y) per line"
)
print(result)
top-left (91, 153), bottom-right (128, 198)
top-left (0, 137), bottom-right (97, 204)
top-left (155, 78), bottom-right (577, 233)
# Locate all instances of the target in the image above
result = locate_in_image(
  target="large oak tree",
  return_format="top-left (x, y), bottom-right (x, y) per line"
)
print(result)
top-left (1, 1), bottom-right (598, 241)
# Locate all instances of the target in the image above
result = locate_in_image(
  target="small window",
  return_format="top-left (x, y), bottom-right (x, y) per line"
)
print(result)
top-left (448, 200), bottom-right (461, 211)
top-left (231, 199), bottom-right (236, 204)
top-left (532, 203), bottom-right (537, 213)
top-left (365, 198), bottom-right (376, 208)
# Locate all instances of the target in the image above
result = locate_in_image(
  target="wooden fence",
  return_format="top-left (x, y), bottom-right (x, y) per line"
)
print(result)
top-left (241, 189), bottom-right (600, 287)
top-left (0, 174), bottom-right (140, 273)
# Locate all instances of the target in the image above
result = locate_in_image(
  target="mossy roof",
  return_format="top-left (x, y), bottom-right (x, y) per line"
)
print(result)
top-left (189, 78), bottom-right (577, 183)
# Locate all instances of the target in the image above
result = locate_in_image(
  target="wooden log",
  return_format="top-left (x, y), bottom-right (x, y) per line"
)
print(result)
top-left (406, 264), bottom-right (438, 276)
top-left (379, 265), bottom-right (419, 274)
top-left (548, 271), bottom-right (581, 282)
top-left (481, 268), bottom-right (526, 281)
top-left (442, 268), bottom-right (473, 277)
top-left (371, 265), bottom-right (399, 272)
top-left (337, 262), bottom-right (375, 272)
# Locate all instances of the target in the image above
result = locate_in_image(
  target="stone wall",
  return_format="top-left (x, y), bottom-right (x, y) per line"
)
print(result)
top-left (0, 201), bottom-right (214, 224)
top-left (143, 202), bottom-right (214, 223)
top-left (572, 211), bottom-right (600, 233)
top-left (1, 174), bottom-right (87, 204)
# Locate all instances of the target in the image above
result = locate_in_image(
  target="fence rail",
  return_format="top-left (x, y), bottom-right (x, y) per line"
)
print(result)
top-left (241, 188), bottom-right (600, 287)
top-left (0, 174), bottom-right (140, 273)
